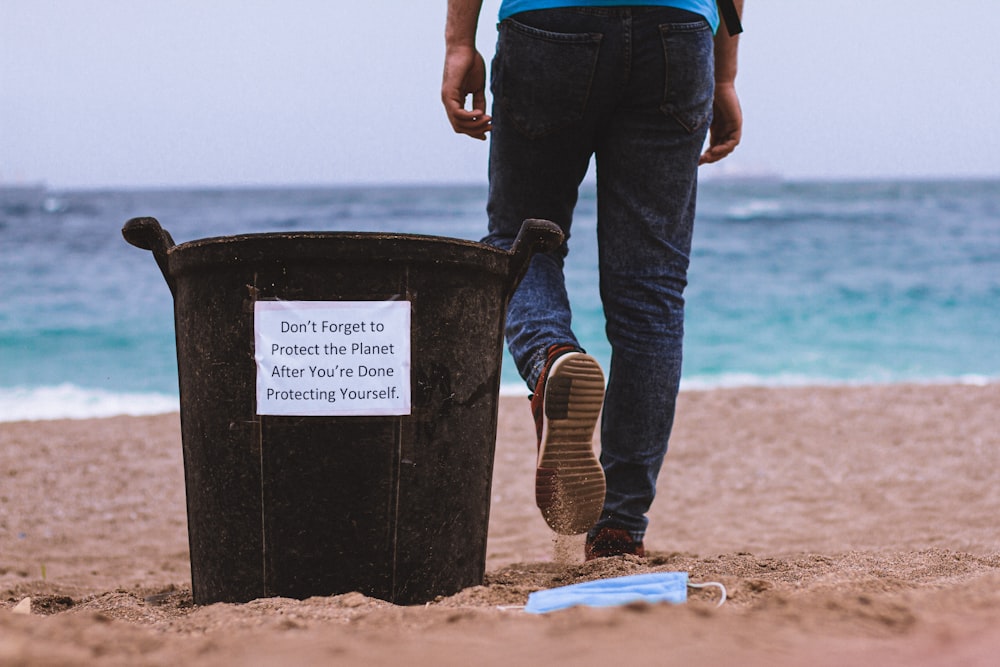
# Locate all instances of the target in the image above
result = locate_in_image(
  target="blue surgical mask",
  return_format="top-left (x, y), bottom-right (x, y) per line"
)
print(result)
top-left (524, 571), bottom-right (691, 614)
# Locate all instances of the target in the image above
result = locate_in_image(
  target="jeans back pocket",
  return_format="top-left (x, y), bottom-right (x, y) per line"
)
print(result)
top-left (492, 19), bottom-right (602, 139)
top-left (658, 21), bottom-right (715, 133)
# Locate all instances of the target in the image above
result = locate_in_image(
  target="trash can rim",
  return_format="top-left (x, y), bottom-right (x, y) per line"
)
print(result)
top-left (164, 230), bottom-right (513, 278)
top-left (169, 230), bottom-right (505, 254)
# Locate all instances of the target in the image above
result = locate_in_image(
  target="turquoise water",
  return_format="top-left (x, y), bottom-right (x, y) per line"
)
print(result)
top-left (1, 180), bottom-right (998, 419)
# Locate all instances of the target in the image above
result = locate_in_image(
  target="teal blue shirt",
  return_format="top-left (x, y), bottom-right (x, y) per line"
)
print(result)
top-left (498, 1), bottom-right (720, 33)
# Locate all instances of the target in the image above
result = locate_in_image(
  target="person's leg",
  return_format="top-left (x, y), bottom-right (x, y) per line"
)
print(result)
top-left (590, 9), bottom-right (715, 546)
top-left (483, 9), bottom-right (624, 534)
top-left (481, 9), bottom-right (605, 387)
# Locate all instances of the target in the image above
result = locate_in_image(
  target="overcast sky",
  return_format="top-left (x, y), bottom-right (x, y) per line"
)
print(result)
top-left (2, 1), bottom-right (998, 189)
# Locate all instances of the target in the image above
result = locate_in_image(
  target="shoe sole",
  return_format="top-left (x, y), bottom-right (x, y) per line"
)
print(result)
top-left (536, 353), bottom-right (606, 535)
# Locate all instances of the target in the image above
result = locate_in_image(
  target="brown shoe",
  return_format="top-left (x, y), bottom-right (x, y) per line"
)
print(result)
top-left (585, 527), bottom-right (646, 561)
top-left (530, 345), bottom-right (606, 535)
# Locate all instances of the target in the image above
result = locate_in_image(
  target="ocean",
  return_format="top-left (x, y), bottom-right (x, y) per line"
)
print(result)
top-left (2, 179), bottom-right (998, 421)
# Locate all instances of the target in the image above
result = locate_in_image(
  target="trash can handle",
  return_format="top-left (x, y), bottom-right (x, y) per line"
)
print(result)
top-left (507, 218), bottom-right (564, 290)
top-left (122, 216), bottom-right (177, 295)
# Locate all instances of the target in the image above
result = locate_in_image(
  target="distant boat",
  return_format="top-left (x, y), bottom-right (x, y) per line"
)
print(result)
top-left (0, 182), bottom-right (48, 213)
top-left (701, 162), bottom-right (783, 185)
top-left (0, 181), bottom-right (46, 194)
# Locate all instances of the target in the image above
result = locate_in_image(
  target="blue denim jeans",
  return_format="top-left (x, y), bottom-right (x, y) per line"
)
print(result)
top-left (482, 6), bottom-right (715, 541)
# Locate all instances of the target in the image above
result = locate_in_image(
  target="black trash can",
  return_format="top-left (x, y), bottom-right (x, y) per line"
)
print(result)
top-left (123, 216), bottom-right (562, 605)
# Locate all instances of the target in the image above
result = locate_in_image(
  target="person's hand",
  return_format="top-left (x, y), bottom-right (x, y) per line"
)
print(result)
top-left (442, 45), bottom-right (492, 140)
top-left (700, 82), bottom-right (742, 164)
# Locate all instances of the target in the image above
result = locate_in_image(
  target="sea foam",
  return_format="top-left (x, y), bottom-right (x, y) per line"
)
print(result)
top-left (0, 384), bottom-right (178, 422)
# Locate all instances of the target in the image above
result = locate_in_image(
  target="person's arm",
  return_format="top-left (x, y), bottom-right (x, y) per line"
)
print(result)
top-left (442, 0), bottom-right (492, 140)
top-left (700, 0), bottom-right (743, 164)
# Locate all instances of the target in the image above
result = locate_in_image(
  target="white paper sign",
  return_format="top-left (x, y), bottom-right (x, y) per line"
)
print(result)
top-left (254, 300), bottom-right (411, 416)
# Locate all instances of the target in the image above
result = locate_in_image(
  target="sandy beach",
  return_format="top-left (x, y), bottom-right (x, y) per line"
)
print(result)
top-left (3, 383), bottom-right (999, 666)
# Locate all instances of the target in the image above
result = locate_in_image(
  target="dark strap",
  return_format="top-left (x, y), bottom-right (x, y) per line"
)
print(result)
top-left (717, 0), bottom-right (743, 35)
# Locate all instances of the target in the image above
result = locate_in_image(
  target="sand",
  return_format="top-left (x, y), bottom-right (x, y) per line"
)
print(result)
top-left (2, 383), bottom-right (999, 665)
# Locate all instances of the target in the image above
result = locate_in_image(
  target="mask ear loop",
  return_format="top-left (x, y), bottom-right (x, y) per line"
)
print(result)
top-left (688, 581), bottom-right (727, 608)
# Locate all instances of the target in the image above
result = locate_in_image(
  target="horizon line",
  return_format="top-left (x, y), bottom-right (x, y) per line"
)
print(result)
top-left (7, 173), bottom-right (1000, 194)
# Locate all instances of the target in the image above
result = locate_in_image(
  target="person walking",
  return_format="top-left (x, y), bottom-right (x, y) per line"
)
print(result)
top-left (442, 0), bottom-right (743, 559)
